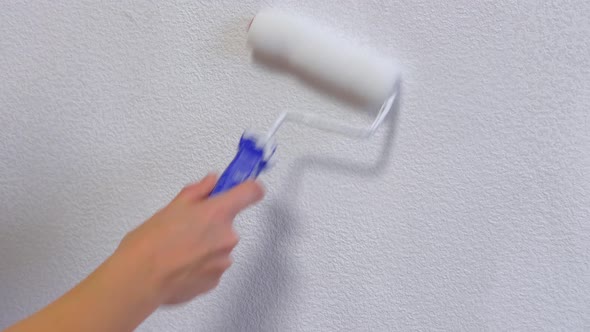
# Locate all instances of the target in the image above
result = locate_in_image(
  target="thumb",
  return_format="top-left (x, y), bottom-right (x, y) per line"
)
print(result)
top-left (209, 180), bottom-right (265, 219)
top-left (174, 173), bottom-right (218, 203)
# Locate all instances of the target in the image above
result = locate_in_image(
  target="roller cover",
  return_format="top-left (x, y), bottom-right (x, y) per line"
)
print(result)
top-left (247, 9), bottom-right (400, 107)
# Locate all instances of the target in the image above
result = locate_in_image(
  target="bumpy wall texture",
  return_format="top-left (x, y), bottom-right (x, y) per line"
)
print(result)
top-left (1, 1), bottom-right (589, 331)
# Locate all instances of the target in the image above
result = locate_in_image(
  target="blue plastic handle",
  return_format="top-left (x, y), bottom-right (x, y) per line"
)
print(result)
top-left (209, 134), bottom-right (273, 196)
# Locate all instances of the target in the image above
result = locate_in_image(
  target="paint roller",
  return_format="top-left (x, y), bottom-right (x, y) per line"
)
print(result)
top-left (210, 9), bottom-right (401, 195)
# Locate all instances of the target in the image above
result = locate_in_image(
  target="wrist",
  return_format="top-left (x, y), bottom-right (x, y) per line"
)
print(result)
top-left (106, 245), bottom-right (164, 310)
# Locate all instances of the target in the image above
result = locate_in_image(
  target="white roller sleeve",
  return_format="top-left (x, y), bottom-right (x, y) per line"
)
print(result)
top-left (247, 9), bottom-right (400, 107)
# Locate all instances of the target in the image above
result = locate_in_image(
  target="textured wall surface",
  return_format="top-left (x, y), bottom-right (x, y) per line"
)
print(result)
top-left (1, 1), bottom-right (589, 331)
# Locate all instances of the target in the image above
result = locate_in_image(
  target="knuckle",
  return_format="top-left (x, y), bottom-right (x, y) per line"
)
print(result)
top-left (206, 277), bottom-right (221, 291)
top-left (220, 231), bottom-right (239, 251)
top-left (254, 182), bottom-right (265, 197)
top-left (220, 257), bottom-right (233, 271)
top-left (211, 258), bottom-right (231, 276)
top-left (228, 231), bottom-right (240, 248)
top-left (247, 181), bottom-right (265, 200)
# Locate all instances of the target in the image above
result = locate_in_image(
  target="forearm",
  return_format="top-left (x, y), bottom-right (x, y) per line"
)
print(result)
top-left (6, 250), bottom-right (160, 332)
top-left (5, 178), bottom-right (263, 331)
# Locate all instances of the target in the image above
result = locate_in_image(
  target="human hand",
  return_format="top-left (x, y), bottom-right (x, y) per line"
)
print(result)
top-left (114, 174), bottom-right (264, 305)
top-left (4, 174), bottom-right (264, 332)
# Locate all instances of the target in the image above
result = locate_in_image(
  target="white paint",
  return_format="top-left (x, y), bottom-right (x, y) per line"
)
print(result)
top-left (1, 1), bottom-right (589, 331)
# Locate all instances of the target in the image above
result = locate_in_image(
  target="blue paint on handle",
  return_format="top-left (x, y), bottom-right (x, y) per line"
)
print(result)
top-left (209, 133), bottom-right (275, 196)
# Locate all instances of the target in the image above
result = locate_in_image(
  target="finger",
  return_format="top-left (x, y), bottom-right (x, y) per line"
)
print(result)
top-left (175, 173), bottom-right (218, 203)
top-left (209, 180), bottom-right (265, 219)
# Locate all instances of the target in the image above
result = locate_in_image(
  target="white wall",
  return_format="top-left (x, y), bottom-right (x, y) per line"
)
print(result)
top-left (1, 1), bottom-right (589, 331)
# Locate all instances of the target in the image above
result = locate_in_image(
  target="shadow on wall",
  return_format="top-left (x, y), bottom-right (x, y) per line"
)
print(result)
top-left (209, 91), bottom-right (402, 330)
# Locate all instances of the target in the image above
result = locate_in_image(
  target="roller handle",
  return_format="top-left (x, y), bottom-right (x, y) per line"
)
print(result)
top-left (209, 134), bottom-right (273, 196)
